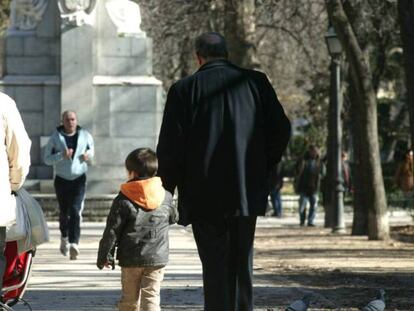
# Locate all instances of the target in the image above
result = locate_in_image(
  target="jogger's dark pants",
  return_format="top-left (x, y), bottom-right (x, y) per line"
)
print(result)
top-left (192, 216), bottom-right (257, 311)
top-left (54, 174), bottom-right (86, 244)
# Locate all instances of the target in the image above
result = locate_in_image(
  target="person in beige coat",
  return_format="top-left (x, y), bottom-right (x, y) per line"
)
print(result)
top-left (0, 92), bottom-right (31, 296)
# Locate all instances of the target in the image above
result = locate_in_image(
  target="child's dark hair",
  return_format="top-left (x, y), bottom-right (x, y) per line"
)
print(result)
top-left (125, 148), bottom-right (158, 178)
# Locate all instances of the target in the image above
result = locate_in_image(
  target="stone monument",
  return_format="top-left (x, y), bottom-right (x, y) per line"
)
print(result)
top-left (58, 0), bottom-right (96, 26)
top-left (105, 0), bottom-right (145, 37)
top-left (10, 0), bottom-right (49, 31)
top-left (0, 0), bottom-right (163, 193)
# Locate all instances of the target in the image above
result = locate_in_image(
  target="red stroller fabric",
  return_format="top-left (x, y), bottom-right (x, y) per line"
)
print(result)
top-left (2, 241), bottom-right (32, 303)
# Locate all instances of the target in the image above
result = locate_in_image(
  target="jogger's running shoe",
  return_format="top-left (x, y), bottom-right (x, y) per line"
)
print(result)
top-left (69, 243), bottom-right (80, 260)
top-left (60, 237), bottom-right (69, 256)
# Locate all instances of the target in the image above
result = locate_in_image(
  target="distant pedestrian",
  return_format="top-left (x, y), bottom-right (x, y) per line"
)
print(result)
top-left (294, 145), bottom-right (325, 227)
top-left (97, 148), bottom-right (177, 311)
top-left (341, 151), bottom-right (352, 193)
top-left (157, 32), bottom-right (291, 311)
top-left (394, 148), bottom-right (414, 208)
top-left (0, 92), bottom-right (31, 293)
top-left (44, 110), bottom-right (94, 260)
top-left (269, 163), bottom-right (284, 217)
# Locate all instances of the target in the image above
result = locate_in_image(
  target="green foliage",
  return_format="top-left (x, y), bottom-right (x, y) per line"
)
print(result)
top-left (377, 98), bottom-right (410, 157)
top-left (287, 131), bottom-right (325, 161)
top-left (287, 135), bottom-right (307, 163)
top-left (289, 70), bottom-right (329, 160)
top-left (300, 123), bottom-right (327, 151)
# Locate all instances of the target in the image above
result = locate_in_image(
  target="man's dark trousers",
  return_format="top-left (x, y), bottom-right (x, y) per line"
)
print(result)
top-left (192, 216), bottom-right (257, 311)
top-left (54, 174), bottom-right (86, 244)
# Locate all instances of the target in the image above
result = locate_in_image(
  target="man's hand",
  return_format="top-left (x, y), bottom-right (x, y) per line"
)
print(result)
top-left (81, 153), bottom-right (89, 162)
top-left (64, 148), bottom-right (73, 159)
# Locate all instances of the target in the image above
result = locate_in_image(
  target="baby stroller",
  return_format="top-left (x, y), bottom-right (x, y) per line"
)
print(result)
top-left (1, 241), bottom-right (34, 311)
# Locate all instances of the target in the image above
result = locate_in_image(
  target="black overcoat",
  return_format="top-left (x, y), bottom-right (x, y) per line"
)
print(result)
top-left (157, 60), bottom-right (291, 225)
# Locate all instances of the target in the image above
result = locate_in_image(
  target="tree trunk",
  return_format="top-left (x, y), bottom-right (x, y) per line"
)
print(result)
top-left (326, 0), bottom-right (389, 240)
top-left (179, 36), bottom-right (192, 78)
top-left (398, 0), bottom-right (414, 145)
top-left (348, 76), bottom-right (368, 235)
top-left (223, 0), bottom-right (258, 69)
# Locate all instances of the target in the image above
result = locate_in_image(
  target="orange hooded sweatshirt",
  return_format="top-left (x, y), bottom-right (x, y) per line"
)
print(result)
top-left (120, 177), bottom-right (166, 210)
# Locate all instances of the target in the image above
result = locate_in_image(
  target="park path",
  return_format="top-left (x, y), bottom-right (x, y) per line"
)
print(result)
top-left (14, 218), bottom-right (297, 311)
top-left (12, 213), bottom-right (412, 311)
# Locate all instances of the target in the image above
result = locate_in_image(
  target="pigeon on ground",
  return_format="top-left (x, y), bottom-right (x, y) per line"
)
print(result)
top-left (285, 293), bottom-right (312, 311)
top-left (362, 289), bottom-right (386, 311)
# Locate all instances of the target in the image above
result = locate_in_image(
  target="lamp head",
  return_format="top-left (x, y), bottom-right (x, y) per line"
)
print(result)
top-left (325, 26), bottom-right (342, 56)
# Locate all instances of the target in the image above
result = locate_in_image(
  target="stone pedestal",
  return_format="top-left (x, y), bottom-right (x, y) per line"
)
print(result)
top-left (90, 76), bottom-right (163, 193)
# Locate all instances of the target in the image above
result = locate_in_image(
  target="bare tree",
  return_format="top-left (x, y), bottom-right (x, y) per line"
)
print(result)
top-left (255, 0), bottom-right (329, 120)
top-left (223, 0), bottom-right (258, 68)
top-left (326, 0), bottom-right (389, 240)
top-left (139, 0), bottom-right (331, 120)
top-left (138, 1), bottom-right (212, 89)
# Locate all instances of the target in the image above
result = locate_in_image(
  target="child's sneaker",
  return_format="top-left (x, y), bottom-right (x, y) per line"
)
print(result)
top-left (60, 237), bottom-right (69, 256)
top-left (69, 243), bottom-right (80, 260)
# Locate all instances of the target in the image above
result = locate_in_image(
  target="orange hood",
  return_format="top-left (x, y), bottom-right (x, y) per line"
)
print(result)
top-left (120, 177), bottom-right (166, 210)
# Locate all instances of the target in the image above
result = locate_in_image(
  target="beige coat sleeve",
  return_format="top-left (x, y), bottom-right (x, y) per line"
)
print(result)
top-left (4, 98), bottom-right (31, 191)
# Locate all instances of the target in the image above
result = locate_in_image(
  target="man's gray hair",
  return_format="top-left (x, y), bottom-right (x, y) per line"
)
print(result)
top-left (62, 110), bottom-right (77, 120)
top-left (195, 32), bottom-right (228, 60)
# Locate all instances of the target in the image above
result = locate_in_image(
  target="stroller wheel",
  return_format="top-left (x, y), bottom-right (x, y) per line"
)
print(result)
top-left (0, 298), bottom-right (32, 311)
top-left (3, 297), bottom-right (18, 308)
top-left (0, 300), bottom-right (14, 311)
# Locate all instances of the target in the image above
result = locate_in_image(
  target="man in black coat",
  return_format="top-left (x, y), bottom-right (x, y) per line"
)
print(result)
top-left (157, 32), bottom-right (291, 311)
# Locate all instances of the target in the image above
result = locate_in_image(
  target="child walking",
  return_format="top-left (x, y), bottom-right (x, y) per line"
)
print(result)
top-left (97, 148), bottom-right (177, 311)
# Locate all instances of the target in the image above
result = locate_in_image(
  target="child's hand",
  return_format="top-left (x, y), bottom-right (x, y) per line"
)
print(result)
top-left (103, 260), bottom-right (116, 270)
top-left (97, 256), bottom-right (115, 270)
top-left (97, 260), bottom-right (112, 270)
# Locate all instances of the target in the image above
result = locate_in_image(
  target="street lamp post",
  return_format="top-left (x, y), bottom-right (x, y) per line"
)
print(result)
top-left (325, 26), bottom-right (345, 233)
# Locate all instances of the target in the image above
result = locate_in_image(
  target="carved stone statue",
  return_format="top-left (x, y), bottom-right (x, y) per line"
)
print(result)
top-left (58, 0), bottom-right (97, 26)
top-left (105, 0), bottom-right (146, 37)
top-left (9, 0), bottom-right (49, 31)
top-left (58, 0), bottom-right (96, 14)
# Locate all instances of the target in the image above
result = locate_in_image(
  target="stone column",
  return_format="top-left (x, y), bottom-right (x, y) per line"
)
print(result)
top-left (61, 24), bottom-right (94, 129)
